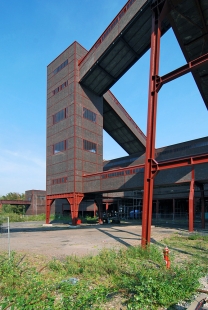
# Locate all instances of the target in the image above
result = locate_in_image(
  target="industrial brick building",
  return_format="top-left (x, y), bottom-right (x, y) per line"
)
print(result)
top-left (46, 0), bottom-right (208, 243)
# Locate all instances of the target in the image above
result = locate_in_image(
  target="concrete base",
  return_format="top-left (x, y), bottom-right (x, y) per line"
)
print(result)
top-left (43, 224), bottom-right (53, 227)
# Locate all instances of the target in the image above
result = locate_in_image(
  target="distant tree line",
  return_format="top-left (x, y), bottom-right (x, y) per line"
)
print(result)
top-left (0, 192), bottom-right (26, 214)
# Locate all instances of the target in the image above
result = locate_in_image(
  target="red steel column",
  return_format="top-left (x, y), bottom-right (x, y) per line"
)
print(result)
top-left (141, 11), bottom-right (161, 247)
top-left (188, 167), bottom-right (195, 232)
top-left (106, 202), bottom-right (109, 212)
top-left (46, 197), bottom-right (54, 224)
top-left (67, 193), bottom-right (84, 226)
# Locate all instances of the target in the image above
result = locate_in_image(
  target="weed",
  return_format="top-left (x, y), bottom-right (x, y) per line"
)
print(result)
top-left (0, 232), bottom-right (207, 309)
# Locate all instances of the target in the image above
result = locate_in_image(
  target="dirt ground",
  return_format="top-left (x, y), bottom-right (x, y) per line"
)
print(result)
top-left (0, 221), bottom-right (184, 258)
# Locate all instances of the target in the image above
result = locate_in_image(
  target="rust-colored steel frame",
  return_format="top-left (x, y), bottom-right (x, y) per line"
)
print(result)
top-left (189, 167), bottom-right (194, 232)
top-left (142, 0), bottom-right (208, 246)
top-left (46, 193), bottom-right (84, 225)
top-left (141, 8), bottom-right (161, 247)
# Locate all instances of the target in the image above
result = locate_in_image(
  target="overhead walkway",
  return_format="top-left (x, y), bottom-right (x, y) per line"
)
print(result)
top-left (83, 136), bottom-right (208, 193)
top-left (103, 91), bottom-right (146, 154)
top-left (79, 0), bottom-right (208, 109)
top-left (79, 0), bottom-right (170, 96)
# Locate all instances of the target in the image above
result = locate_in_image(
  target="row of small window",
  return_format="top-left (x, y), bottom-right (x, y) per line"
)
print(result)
top-left (52, 177), bottom-right (68, 185)
top-left (53, 139), bottom-right (97, 154)
top-left (52, 107), bottom-right (96, 125)
top-left (53, 59), bottom-right (68, 75)
top-left (101, 167), bottom-right (144, 179)
top-left (53, 80), bottom-right (68, 95)
top-left (53, 108), bottom-right (68, 124)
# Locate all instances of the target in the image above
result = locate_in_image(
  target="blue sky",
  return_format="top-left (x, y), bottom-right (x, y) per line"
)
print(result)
top-left (0, 0), bottom-right (207, 195)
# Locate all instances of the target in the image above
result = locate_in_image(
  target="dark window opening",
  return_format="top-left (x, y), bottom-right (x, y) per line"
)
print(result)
top-left (83, 107), bottom-right (96, 123)
top-left (53, 108), bottom-right (68, 124)
top-left (53, 59), bottom-right (68, 75)
top-left (53, 80), bottom-right (68, 95)
top-left (83, 139), bottom-right (97, 153)
top-left (52, 177), bottom-right (67, 185)
top-left (53, 140), bottom-right (67, 154)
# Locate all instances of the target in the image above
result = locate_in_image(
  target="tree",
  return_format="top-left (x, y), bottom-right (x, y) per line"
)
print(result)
top-left (0, 192), bottom-right (25, 214)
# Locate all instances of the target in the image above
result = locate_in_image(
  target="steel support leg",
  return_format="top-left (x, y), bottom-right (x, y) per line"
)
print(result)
top-left (95, 196), bottom-right (103, 224)
top-left (188, 167), bottom-right (195, 232)
top-left (67, 193), bottom-right (84, 226)
top-left (46, 197), bottom-right (54, 224)
top-left (141, 11), bottom-right (161, 247)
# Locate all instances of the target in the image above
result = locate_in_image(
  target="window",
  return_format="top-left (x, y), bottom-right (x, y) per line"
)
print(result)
top-left (53, 59), bottom-right (68, 75)
top-left (83, 107), bottom-right (96, 122)
top-left (53, 80), bottom-right (68, 95)
top-left (53, 140), bottom-right (67, 154)
top-left (53, 108), bottom-right (68, 124)
top-left (52, 177), bottom-right (67, 185)
top-left (83, 139), bottom-right (97, 153)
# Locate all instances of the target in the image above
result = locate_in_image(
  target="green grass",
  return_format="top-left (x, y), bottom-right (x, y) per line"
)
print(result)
top-left (0, 213), bottom-right (58, 223)
top-left (0, 232), bottom-right (207, 309)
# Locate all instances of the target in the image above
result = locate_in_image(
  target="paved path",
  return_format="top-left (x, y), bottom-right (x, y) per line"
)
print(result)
top-left (0, 221), bottom-right (181, 258)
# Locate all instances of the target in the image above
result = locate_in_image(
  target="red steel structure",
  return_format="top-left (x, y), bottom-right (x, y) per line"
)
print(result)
top-left (46, 0), bottom-right (208, 245)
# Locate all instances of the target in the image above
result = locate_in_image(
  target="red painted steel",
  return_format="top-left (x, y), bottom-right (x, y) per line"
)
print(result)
top-left (46, 193), bottom-right (83, 225)
top-left (46, 197), bottom-right (54, 224)
top-left (151, 153), bottom-right (208, 171)
top-left (156, 52), bottom-right (208, 92)
top-left (163, 246), bottom-right (170, 269)
top-left (67, 193), bottom-right (84, 226)
top-left (188, 167), bottom-right (195, 232)
top-left (78, 0), bottom-right (137, 66)
top-left (141, 11), bottom-right (161, 247)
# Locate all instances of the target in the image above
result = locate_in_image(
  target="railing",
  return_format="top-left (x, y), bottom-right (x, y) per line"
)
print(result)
top-left (79, 0), bottom-right (137, 66)
top-left (108, 90), bottom-right (146, 139)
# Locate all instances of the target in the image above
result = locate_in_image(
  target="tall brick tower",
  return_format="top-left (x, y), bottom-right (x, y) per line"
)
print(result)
top-left (46, 42), bottom-right (103, 224)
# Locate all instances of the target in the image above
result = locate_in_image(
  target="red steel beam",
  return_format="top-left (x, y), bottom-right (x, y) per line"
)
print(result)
top-left (141, 11), bottom-right (161, 247)
top-left (188, 167), bottom-right (194, 232)
top-left (151, 153), bottom-right (208, 172)
top-left (156, 52), bottom-right (208, 92)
